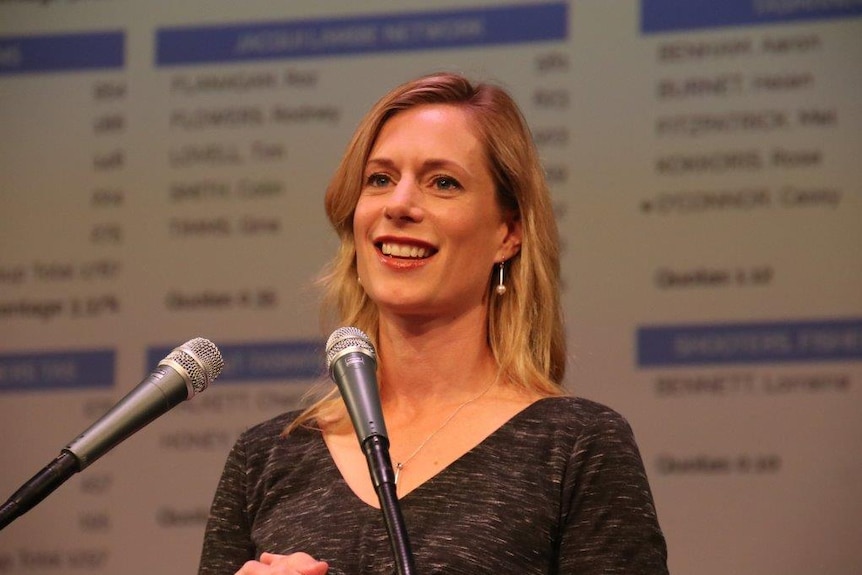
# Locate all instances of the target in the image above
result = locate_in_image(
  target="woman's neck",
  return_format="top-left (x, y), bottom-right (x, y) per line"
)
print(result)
top-left (375, 308), bottom-right (499, 414)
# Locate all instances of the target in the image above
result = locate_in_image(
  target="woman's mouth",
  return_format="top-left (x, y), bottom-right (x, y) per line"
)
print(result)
top-left (378, 241), bottom-right (435, 259)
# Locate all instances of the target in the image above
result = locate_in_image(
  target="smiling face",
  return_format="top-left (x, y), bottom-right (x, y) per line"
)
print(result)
top-left (353, 104), bottom-right (521, 321)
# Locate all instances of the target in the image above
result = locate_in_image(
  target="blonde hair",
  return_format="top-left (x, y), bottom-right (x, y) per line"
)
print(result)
top-left (289, 72), bottom-right (565, 433)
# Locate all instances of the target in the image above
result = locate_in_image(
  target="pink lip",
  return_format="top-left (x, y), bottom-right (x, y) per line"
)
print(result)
top-left (376, 250), bottom-right (430, 270)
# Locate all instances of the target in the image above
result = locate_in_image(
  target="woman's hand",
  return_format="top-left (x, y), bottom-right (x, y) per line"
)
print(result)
top-left (235, 552), bottom-right (328, 575)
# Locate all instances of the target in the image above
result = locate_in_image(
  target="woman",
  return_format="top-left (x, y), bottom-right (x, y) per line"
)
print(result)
top-left (199, 72), bottom-right (668, 575)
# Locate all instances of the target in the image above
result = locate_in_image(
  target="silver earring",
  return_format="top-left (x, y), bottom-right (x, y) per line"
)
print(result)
top-left (495, 262), bottom-right (507, 296)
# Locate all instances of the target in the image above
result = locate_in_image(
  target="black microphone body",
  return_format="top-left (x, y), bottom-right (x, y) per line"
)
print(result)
top-left (326, 327), bottom-right (416, 575)
top-left (328, 343), bottom-right (388, 448)
top-left (0, 337), bottom-right (223, 531)
top-left (66, 359), bottom-right (200, 469)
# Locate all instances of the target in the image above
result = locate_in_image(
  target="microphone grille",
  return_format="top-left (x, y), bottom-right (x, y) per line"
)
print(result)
top-left (162, 337), bottom-right (224, 395)
top-left (325, 327), bottom-right (375, 370)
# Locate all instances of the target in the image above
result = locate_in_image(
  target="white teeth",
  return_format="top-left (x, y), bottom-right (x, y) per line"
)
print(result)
top-left (381, 242), bottom-right (429, 258)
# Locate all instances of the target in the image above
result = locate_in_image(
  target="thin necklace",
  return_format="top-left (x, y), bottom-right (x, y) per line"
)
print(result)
top-left (393, 369), bottom-right (500, 485)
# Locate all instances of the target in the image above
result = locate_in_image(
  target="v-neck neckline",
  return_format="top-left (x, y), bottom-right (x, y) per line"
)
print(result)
top-left (320, 396), bottom-right (560, 509)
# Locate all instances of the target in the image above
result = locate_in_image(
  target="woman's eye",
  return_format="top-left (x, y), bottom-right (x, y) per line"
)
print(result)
top-left (366, 173), bottom-right (391, 187)
top-left (434, 176), bottom-right (462, 191)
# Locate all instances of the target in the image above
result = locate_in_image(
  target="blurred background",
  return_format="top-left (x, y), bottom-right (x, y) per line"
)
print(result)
top-left (1, 1), bottom-right (860, 573)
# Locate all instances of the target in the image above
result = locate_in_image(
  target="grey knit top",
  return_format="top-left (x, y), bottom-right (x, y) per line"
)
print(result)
top-left (198, 396), bottom-right (669, 574)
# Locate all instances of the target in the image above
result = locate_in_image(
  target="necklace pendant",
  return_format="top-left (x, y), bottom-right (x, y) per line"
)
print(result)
top-left (394, 462), bottom-right (404, 484)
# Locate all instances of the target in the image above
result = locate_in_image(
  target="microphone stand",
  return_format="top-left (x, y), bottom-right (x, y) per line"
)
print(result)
top-left (362, 435), bottom-right (417, 575)
top-left (0, 451), bottom-right (79, 531)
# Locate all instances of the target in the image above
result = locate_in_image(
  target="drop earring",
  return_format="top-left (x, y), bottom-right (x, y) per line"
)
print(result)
top-left (495, 262), bottom-right (507, 296)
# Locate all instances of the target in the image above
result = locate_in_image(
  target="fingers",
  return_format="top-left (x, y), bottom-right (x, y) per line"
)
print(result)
top-left (235, 552), bottom-right (327, 575)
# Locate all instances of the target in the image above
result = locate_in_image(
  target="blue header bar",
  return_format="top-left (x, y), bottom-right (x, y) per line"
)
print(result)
top-left (638, 318), bottom-right (862, 367)
top-left (0, 349), bottom-right (115, 392)
top-left (156, 2), bottom-right (567, 66)
top-left (642, 0), bottom-right (862, 34)
top-left (0, 31), bottom-right (124, 76)
top-left (148, 339), bottom-right (325, 384)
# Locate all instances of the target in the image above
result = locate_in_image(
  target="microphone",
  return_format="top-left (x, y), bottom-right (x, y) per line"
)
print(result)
top-left (325, 326), bottom-right (388, 447)
top-left (0, 337), bottom-right (224, 531)
top-left (325, 327), bottom-right (416, 575)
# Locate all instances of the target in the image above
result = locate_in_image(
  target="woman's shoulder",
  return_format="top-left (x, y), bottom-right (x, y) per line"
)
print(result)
top-left (224, 409), bottom-right (326, 483)
top-left (508, 395), bottom-right (641, 454)
top-left (520, 394), bottom-right (632, 429)
top-left (233, 409), bottom-right (315, 451)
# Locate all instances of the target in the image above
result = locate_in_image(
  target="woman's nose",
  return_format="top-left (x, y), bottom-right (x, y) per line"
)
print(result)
top-left (384, 178), bottom-right (424, 223)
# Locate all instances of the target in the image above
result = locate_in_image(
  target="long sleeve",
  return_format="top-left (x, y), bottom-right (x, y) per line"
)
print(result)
top-left (556, 407), bottom-right (669, 574)
top-left (198, 432), bottom-right (256, 575)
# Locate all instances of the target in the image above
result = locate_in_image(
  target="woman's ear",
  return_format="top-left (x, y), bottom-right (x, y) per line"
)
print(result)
top-left (496, 213), bottom-right (522, 262)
